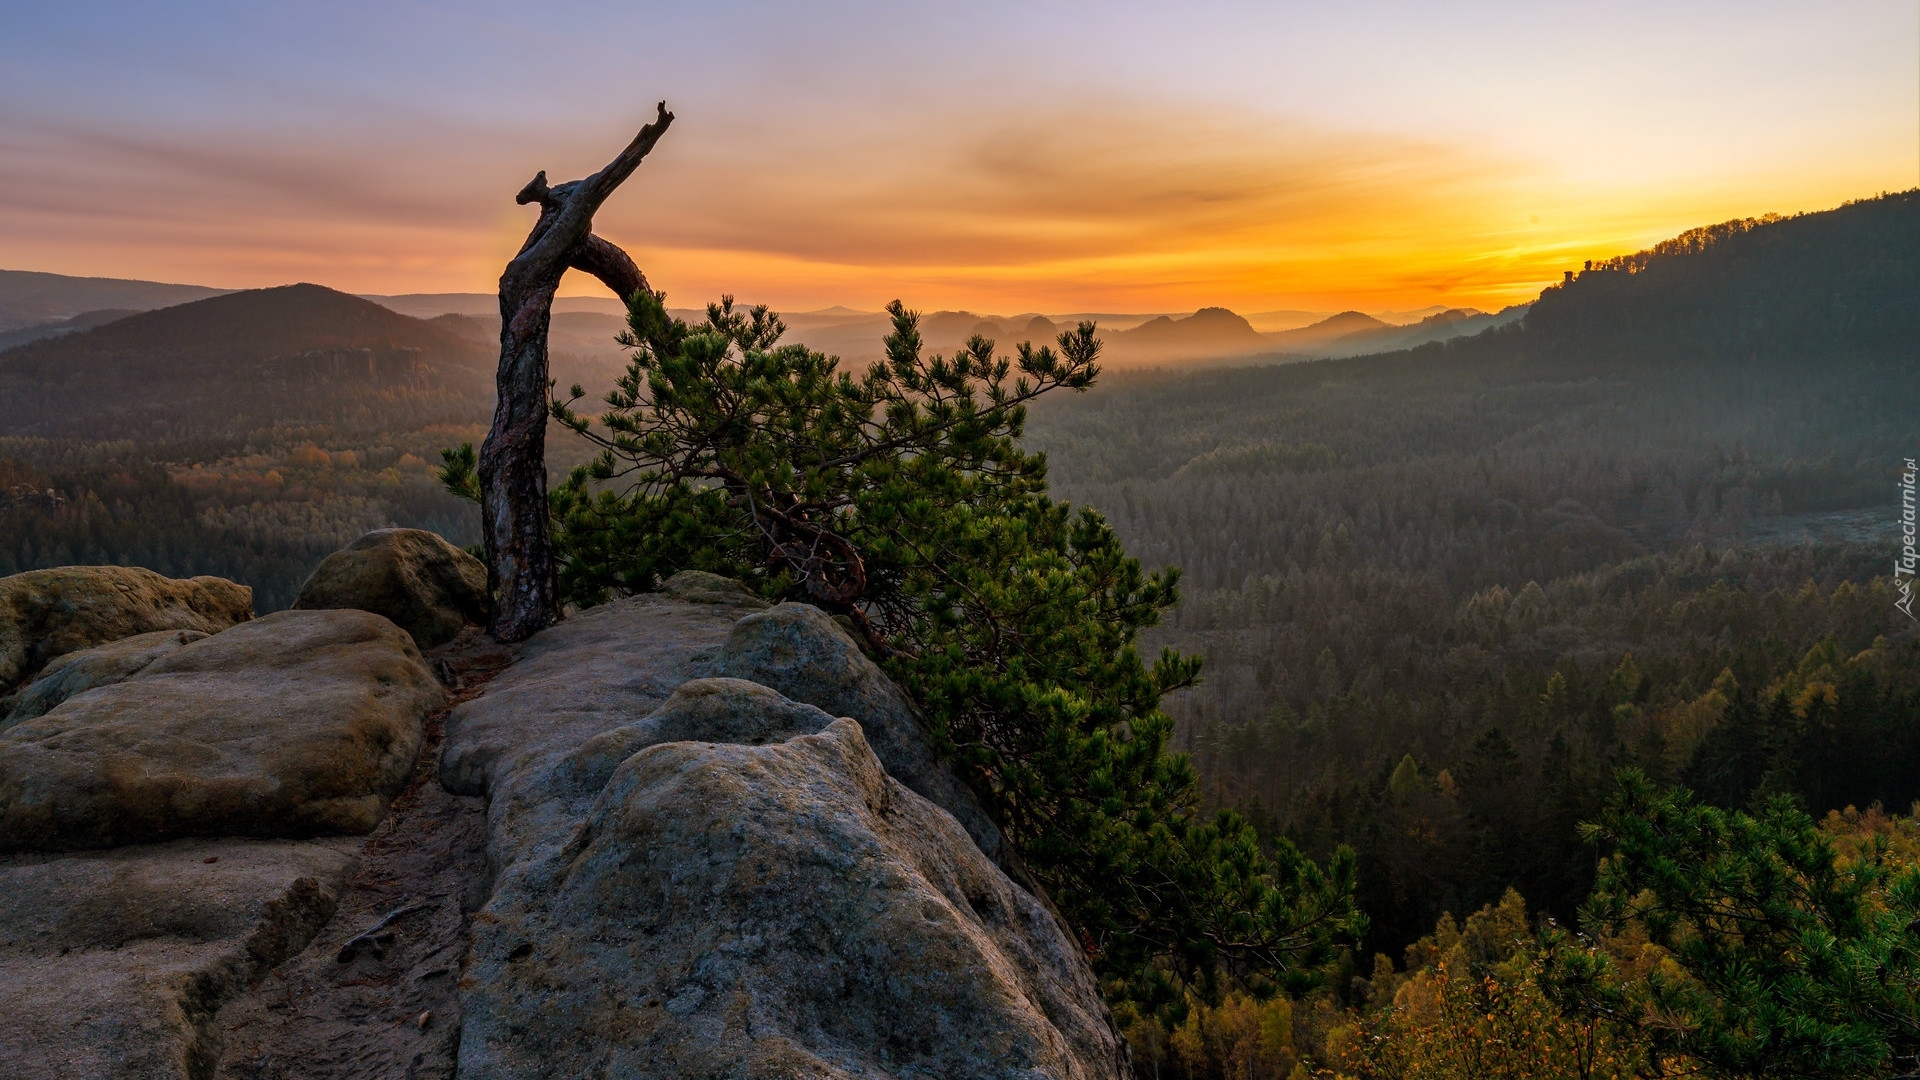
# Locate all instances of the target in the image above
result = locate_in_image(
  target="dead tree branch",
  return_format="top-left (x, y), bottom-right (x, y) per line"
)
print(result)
top-left (479, 102), bottom-right (674, 641)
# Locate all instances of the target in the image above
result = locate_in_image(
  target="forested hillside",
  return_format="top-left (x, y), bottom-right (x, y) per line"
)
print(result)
top-left (1026, 191), bottom-right (1920, 951)
top-left (0, 285), bottom-right (494, 607)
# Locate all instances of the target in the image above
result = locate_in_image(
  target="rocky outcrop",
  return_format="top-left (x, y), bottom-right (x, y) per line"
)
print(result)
top-left (293, 528), bottom-right (489, 648)
top-left (2, 627), bottom-right (208, 728)
top-left (715, 601), bottom-right (1015, 876)
top-left (444, 575), bottom-right (1126, 1079)
top-left (0, 609), bottom-right (445, 853)
top-left (0, 565), bottom-right (253, 691)
top-left (462, 717), bottom-right (1124, 1079)
top-left (0, 836), bottom-right (358, 1080)
top-left (0, 557), bottom-right (1122, 1079)
top-left (438, 584), bottom-right (761, 806)
top-left (0, 553), bottom-right (459, 1080)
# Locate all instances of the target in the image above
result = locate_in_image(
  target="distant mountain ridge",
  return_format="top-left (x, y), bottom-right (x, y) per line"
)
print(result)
top-left (0, 268), bottom-right (1515, 372)
top-left (356, 293), bottom-right (1505, 366)
top-left (0, 309), bottom-right (143, 352)
top-left (0, 283), bottom-right (491, 438)
top-left (0, 270), bottom-right (228, 333)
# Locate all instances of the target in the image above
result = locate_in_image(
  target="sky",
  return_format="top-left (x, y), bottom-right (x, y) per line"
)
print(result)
top-left (0, 1), bottom-right (1914, 315)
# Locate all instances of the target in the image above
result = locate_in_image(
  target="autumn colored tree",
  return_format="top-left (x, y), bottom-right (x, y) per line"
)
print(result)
top-left (1544, 774), bottom-right (1920, 1079)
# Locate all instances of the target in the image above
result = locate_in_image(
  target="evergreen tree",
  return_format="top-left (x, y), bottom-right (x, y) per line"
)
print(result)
top-left (444, 293), bottom-right (1363, 1007)
top-left (1544, 773), bottom-right (1920, 1079)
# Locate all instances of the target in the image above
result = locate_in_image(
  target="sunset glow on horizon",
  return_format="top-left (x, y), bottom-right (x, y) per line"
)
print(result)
top-left (2, 1), bottom-right (1914, 316)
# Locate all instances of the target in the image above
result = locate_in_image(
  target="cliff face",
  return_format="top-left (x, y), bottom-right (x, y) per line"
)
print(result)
top-left (0, 552), bottom-right (1125, 1079)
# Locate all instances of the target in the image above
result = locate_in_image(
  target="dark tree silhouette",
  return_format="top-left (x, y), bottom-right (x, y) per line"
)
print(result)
top-left (481, 103), bottom-right (674, 641)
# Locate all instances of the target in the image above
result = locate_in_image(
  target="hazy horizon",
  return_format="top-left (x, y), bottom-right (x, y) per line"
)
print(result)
top-left (0, 265), bottom-right (1510, 331)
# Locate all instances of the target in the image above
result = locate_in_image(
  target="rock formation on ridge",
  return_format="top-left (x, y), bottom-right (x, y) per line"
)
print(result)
top-left (0, 550), bottom-right (1126, 1079)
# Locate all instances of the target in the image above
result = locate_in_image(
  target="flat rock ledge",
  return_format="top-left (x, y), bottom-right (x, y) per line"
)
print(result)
top-left (0, 837), bottom-right (359, 1080)
top-left (3, 627), bottom-right (209, 728)
top-left (443, 579), bottom-right (1126, 1079)
top-left (0, 598), bottom-right (456, 1080)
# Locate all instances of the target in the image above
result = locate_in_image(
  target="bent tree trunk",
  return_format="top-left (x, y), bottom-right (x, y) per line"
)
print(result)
top-left (481, 103), bottom-right (674, 642)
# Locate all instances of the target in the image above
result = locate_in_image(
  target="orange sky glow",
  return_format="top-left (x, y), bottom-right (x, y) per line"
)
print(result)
top-left (2, 2), bottom-right (1915, 316)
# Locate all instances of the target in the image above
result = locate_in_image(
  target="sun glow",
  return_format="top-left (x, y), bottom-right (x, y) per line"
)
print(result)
top-left (1, 1), bottom-right (1913, 315)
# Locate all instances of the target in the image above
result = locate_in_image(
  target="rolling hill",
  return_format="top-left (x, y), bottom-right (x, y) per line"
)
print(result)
top-left (1257, 306), bottom-right (1529, 358)
top-left (0, 308), bottom-right (143, 352)
top-left (1525, 192), bottom-right (1919, 356)
top-left (0, 283), bottom-right (492, 439)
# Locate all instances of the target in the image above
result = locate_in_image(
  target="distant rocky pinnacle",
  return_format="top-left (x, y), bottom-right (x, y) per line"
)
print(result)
top-left (0, 533), bottom-right (1126, 1079)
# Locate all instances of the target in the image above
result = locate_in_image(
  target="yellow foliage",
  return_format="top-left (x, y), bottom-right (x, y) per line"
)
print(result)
top-left (1333, 893), bottom-right (1652, 1080)
top-left (1821, 803), bottom-right (1920, 873)
top-left (286, 444), bottom-right (332, 469)
top-left (1127, 990), bottom-right (1298, 1079)
top-left (1655, 670), bottom-right (1729, 768)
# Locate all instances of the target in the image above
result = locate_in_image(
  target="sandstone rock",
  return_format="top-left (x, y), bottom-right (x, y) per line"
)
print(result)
top-left (0, 609), bottom-right (445, 852)
top-left (716, 601), bottom-right (1014, 874)
top-left (439, 593), bottom-right (744, 803)
top-left (2, 628), bottom-right (208, 729)
top-left (293, 528), bottom-right (489, 649)
top-left (460, 718), bottom-right (1126, 1080)
top-left (549, 677), bottom-right (838, 798)
top-left (660, 568), bottom-right (772, 608)
top-left (0, 836), bottom-right (357, 1080)
top-left (0, 565), bottom-right (253, 691)
top-left (442, 586), bottom-right (1124, 1078)
top-left (439, 592), bottom-right (756, 916)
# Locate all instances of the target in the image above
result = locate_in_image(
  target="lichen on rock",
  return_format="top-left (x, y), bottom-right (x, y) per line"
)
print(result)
top-left (462, 717), bottom-right (1125, 1080)
top-left (716, 601), bottom-right (1016, 877)
top-left (446, 582), bottom-right (1127, 1080)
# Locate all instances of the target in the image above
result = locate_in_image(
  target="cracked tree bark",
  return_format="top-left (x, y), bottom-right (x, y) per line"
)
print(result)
top-left (481, 103), bottom-right (674, 641)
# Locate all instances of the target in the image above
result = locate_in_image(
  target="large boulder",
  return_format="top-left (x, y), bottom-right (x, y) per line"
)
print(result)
top-left (2, 628), bottom-right (208, 729)
top-left (715, 601), bottom-right (1015, 876)
top-left (0, 565), bottom-right (253, 691)
top-left (659, 568), bottom-right (771, 609)
top-left (292, 528), bottom-right (488, 649)
top-left (0, 836), bottom-right (357, 1080)
top-left (0, 609), bottom-right (445, 852)
top-left (459, 717), bottom-right (1127, 1079)
top-left (441, 583), bottom-right (1124, 1079)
